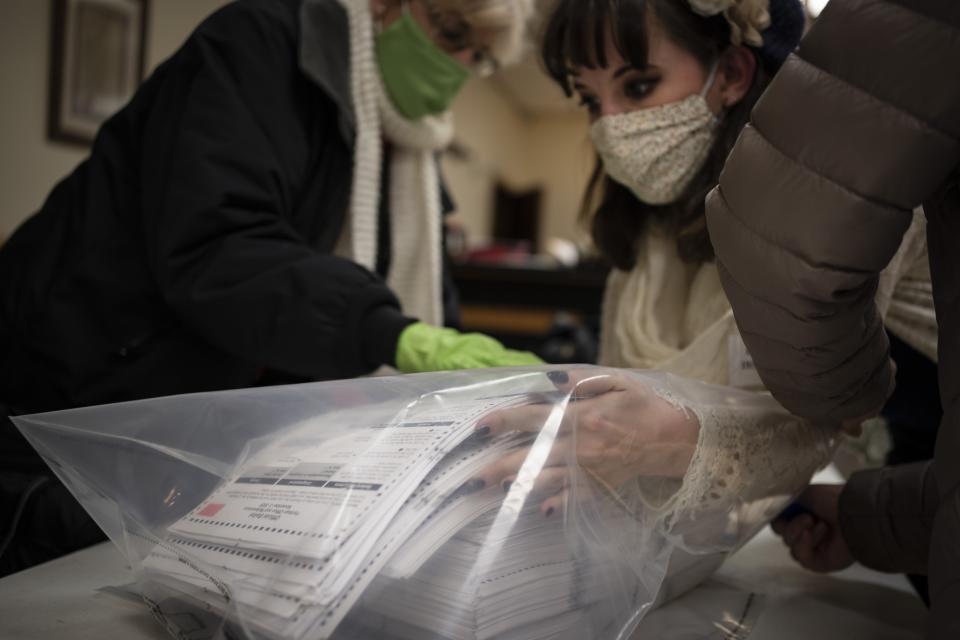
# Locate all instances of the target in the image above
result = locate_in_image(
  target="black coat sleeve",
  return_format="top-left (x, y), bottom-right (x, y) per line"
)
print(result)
top-left (137, 2), bottom-right (410, 380)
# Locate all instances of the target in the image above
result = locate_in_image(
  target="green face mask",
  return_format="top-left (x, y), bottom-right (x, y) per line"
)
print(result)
top-left (375, 9), bottom-right (471, 119)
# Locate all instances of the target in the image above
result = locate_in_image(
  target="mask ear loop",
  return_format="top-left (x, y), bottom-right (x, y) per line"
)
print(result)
top-left (700, 59), bottom-right (726, 120)
top-left (699, 60), bottom-right (721, 98)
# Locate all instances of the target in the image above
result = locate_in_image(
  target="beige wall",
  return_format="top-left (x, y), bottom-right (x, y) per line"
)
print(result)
top-left (443, 77), bottom-right (592, 248)
top-left (441, 77), bottom-right (530, 246)
top-left (523, 111), bottom-right (594, 246)
top-left (0, 0), bottom-right (230, 240)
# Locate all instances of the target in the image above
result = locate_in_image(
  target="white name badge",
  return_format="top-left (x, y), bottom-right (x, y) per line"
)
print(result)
top-left (728, 333), bottom-right (764, 389)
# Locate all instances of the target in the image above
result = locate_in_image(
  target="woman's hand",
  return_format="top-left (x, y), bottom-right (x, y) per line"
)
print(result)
top-left (466, 369), bottom-right (700, 516)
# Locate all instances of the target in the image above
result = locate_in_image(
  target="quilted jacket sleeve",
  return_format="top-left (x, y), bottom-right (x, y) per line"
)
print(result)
top-left (705, 0), bottom-right (960, 422)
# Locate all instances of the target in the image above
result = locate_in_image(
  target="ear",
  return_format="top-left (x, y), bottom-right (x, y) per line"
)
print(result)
top-left (717, 45), bottom-right (757, 108)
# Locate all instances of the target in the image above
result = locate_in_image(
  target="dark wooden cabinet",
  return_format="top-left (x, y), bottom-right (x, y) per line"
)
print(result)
top-left (451, 263), bottom-right (608, 363)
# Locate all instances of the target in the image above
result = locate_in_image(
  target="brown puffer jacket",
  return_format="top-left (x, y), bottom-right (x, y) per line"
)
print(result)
top-left (705, 0), bottom-right (960, 636)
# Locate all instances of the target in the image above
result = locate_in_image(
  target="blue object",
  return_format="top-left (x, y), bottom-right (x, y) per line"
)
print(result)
top-left (759, 0), bottom-right (806, 72)
top-left (777, 501), bottom-right (813, 522)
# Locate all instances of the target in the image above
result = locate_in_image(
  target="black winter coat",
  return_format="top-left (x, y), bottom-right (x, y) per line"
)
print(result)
top-left (0, 0), bottom-right (457, 415)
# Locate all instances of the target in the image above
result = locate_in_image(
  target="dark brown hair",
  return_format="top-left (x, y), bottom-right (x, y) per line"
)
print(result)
top-left (541, 0), bottom-right (771, 269)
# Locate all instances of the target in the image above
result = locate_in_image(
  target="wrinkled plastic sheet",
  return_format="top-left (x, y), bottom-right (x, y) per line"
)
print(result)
top-left (14, 367), bottom-right (831, 639)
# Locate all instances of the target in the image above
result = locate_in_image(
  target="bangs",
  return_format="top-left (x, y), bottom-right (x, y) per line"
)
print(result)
top-left (541, 0), bottom-right (652, 95)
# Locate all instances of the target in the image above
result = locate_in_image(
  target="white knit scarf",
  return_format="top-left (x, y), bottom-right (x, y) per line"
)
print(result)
top-left (598, 232), bottom-right (737, 385)
top-left (337, 0), bottom-right (454, 326)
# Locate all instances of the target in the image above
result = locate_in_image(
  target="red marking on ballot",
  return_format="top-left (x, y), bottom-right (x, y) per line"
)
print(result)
top-left (198, 503), bottom-right (226, 517)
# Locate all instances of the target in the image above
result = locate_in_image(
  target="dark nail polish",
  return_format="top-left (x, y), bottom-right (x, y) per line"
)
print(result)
top-left (545, 507), bottom-right (555, 518)
top-left (463, 479), bottom-right (485, 493)
top-left (502, 480), bottom-right (512, 493)
top-left (547, 371), bottom-right (569, 384)
top-left (475, 425), bottom-right (491, 437)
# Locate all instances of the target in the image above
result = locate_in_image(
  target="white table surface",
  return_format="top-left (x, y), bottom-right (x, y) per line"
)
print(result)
top-left (0, 468), bottom-right (929, 639)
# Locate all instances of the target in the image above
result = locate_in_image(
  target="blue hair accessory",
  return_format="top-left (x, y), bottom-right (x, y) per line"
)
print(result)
top-left (759, 0), bottom-right (805, 72)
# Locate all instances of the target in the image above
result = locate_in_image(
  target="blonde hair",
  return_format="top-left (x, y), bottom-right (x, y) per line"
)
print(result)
top-left (427, 0), bottom-right (533, 65)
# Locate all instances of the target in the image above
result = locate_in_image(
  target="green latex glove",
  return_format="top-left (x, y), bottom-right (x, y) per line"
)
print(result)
top-left (396, 322), bottom-right (544, 373)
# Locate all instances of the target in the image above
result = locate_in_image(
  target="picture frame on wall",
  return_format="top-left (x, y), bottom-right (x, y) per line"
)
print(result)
top-left (48, 0), bottom-right (148, 146)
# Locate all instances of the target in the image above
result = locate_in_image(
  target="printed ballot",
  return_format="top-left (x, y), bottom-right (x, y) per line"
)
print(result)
top-left (14, 367), bottom-right (828, 640)
top-left (139, 372), bottom-right (618, 639)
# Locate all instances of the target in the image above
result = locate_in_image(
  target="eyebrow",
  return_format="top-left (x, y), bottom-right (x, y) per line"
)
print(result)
top-left (569, 64), bottom-right (660, 87)
top-left (569, 65), bottom-right (631, 78)
top-left (617, 64), bottom-right (662, 78)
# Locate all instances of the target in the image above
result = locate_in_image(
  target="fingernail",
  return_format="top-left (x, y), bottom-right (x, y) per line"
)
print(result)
top-left (547, 371), bottom-right (569, 384)
top-left (462, 479), bottom-right (485, 493)
top-left (545, 507), bottom-right (555, 518)
top-left (501, 480), bottom-right (512, 493)
top-left (475, 425), bottom-right (491, 437)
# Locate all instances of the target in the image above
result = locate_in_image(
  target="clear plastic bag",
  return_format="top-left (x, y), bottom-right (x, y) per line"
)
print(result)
top-left (13, 367), bottom-right (835, 640)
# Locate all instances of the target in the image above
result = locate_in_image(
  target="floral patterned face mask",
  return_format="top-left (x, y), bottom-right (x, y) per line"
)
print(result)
top-left (590, 63), bottom-right (721, 205)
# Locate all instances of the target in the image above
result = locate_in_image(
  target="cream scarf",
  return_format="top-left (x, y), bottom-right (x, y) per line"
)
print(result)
top-left (599, 213), bottom-right (937, 385)
top-left (599, 231), bottom-right (736, 385)
top-left (336, 0), bottom-right (454, 326)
